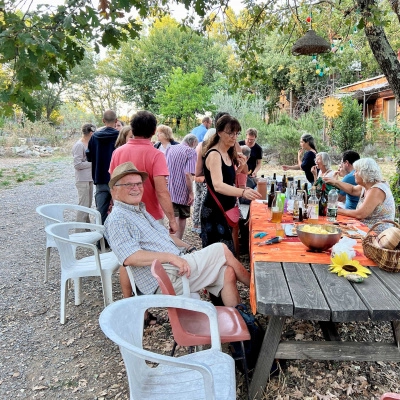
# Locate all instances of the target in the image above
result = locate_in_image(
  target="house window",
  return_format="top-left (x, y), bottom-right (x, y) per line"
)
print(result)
top-left (384, 98), bottom-right (397, 123)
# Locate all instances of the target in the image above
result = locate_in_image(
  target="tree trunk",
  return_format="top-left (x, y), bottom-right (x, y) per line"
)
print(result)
top-left (358, 0), bottom-right (400, 104)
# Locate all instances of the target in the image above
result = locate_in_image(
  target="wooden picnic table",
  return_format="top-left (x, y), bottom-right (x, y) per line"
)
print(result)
top-left (248, 202), bottom-right (400, 400)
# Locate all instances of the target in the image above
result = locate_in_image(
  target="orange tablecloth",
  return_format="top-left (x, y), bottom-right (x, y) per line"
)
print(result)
top-left (249, 201), bottom-right (377, 313)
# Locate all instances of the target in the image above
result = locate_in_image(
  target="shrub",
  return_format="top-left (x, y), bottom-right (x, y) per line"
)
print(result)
top-left (263, 110), bottom-right (326, 164)
top-left (389, 158), bottom-right (400, 219)
top-left (264, 122), bottom-right (300, 164)
top-left (211, 91), bottom-right (268, 143)
top-left (328, 97), bottom-right (364, 152)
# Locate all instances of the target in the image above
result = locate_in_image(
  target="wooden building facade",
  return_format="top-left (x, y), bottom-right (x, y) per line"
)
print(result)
top-left (338, 75), bottom-right (399, 124)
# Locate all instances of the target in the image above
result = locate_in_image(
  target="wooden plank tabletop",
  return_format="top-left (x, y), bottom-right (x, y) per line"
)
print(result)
top-left (254, 262), bottom-right (400, 321)
top-left (282, 262), bottom-right (331, 321)
top-left (253, 261), bottom-right (292, 316)
top-left (350, 270), bottom-right (400, 321)
top-left (311, 263), bottom-right (369, 322)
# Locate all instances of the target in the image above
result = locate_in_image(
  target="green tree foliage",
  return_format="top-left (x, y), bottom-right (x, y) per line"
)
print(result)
top-left (328, 97), bottom-right (365, 152)
top-left (0, 0), bottom-right (141, 118)
top-left (155, 67), bottom-right (214, 126)
top-left (66, 52), bottom-right (123, 121)
top-left (29, 82), bottom-right (68, 121)
top-left (116, 16), bottom-right (230, 112)
top-left (2, 0), bottom-right (400, 124)
top-left (229, 0), bottom-right (400, 106)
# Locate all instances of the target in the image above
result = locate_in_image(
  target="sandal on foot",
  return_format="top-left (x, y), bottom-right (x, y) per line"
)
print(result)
top-left (144, 311), bottom-right (159, 328)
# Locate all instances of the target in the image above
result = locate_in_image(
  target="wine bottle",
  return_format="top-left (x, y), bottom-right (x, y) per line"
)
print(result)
top-left (282, 174), bottom-right (287, 191)
top-left (268, 183), bottom-right (275, 208)
top-left (319, 184), bottom-right (328, 216)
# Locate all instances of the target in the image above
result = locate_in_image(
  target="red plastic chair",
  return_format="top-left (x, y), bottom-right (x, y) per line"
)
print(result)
top-left (381, 394), bottom-right (400, 400)
top-left (151, 259), bottom-right (251, 394)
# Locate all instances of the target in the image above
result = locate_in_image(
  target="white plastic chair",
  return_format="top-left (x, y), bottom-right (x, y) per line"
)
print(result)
top-left (45, 222), bottom-right (119, 324)
top-left (99, 295), bottom-right (236, 400)
top-left (36, 204), bottom-right (105, 283)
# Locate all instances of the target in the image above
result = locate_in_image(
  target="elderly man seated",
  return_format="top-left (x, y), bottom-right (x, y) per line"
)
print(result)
top-left (104, 162), bottom-right (250, 307)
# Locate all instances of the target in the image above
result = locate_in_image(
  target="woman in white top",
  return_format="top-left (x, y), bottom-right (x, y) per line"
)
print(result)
top-left (311, 152), bottom-right (335, 181)
top-left (324, 158), bottom-right (395, 233)
top-left (72, 123), bottom-right (95, 223)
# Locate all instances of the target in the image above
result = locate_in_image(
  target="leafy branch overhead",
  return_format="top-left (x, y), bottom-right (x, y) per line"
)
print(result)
top-left (1, 0), bottom-right (400, 119)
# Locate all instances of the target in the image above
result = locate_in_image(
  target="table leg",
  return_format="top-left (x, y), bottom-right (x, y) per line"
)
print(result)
top-left (249, 316), bottom-right (286, 400)
top-left (319, 321), bottom-right (341, 342)
top-left (392, 321), bottom-right (400, 348)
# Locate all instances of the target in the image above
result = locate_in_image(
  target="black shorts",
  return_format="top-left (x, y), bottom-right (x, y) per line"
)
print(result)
top-left (173, 203), bottom-right (191, 219)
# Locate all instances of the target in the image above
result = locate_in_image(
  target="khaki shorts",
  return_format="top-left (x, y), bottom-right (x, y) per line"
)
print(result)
top-left (156, 243), bottom-right (227, 297)
top-left (173, 203), bottom-right (191, 219)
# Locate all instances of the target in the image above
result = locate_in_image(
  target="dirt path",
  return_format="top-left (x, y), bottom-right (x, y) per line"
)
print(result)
top-left (0, 156), bottom-right (399, 399)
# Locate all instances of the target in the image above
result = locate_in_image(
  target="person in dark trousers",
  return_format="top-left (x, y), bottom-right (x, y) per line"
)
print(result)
top-left (86, 109), bottom-right (119, 224)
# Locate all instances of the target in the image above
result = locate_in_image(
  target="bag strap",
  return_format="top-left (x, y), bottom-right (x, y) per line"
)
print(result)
top-left (207, 184), bottom-right (227, 215)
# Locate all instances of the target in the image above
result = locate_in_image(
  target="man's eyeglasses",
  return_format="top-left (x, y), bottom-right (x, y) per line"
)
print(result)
top-left (114, 182), bottom-right (143, 189)
top-left (222, 130), bottom-right (240, 137)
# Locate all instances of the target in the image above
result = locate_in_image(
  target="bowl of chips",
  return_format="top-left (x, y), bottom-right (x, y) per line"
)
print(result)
top-left (297, 224), bottom-right (341, 252)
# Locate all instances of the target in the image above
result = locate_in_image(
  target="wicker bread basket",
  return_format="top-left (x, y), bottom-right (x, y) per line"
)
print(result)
top-left (362, 220), bottom-right (400, 273)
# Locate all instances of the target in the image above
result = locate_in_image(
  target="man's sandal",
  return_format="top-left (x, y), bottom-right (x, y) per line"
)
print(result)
top-left (144, 311), bottom-right (159, 328)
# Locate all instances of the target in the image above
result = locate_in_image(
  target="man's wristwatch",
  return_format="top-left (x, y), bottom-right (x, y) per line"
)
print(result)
top-left (185, 246), bottom-right (197, 254)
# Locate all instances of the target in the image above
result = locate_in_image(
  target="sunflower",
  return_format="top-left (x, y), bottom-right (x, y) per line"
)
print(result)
top-left (329, 253), bottom-right (371, 278)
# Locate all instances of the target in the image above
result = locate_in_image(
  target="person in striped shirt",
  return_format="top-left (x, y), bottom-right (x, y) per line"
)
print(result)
top-left (166, 134), bottom-right (199, 239)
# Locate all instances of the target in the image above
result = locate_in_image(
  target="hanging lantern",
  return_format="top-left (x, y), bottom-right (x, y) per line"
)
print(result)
top-left (292, 30), bottom-right (331, 55)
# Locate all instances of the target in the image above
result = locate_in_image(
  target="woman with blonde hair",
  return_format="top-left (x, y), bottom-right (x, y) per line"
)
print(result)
top-left (115, 125), bottom-right (133, 148)
top-left (154, 124), bottom-right (179, 154)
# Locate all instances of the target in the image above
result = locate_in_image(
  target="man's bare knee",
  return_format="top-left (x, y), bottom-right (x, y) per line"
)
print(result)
top-left (224, 265), bottom-right (237, 283)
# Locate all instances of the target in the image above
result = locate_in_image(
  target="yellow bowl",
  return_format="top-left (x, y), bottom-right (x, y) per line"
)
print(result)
top-left (296, 224), bottom-right (341, 252)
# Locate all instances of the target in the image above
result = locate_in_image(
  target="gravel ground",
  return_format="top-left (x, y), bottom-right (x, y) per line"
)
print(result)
top-left (0, 156), bottom-right (399, 400)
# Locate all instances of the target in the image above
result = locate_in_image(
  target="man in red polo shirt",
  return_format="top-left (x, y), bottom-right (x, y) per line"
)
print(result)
top-left (109, 110), bottom-right (177, 234)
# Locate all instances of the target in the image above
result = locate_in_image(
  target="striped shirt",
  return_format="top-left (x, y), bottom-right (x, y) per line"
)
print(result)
top-left (104, 200), bottom-right (180, 294)
top-left (166, 143), bottom-right (197, 205)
